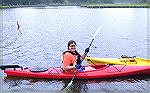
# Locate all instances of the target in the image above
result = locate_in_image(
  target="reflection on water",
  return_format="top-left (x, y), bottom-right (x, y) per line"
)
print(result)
top-left (3, 75), bottom-right (150, 91)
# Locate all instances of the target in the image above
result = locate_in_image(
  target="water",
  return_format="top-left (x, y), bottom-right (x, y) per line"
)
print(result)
top-left (1, 6), bottom-right (150, 92)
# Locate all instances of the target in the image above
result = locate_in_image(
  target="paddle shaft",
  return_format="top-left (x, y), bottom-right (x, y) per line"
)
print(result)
top-left (88, 39), bottom-right (94, 48)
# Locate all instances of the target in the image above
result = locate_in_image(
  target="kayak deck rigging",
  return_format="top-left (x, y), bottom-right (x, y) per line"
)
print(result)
top-left (3, 64), bottom-right (137, 74)
top-left (107, 65), bottom-right (127, 72)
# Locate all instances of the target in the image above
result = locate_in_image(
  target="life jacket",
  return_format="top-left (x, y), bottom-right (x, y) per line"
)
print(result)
top-left (61, 50), bottom-right (81, 66)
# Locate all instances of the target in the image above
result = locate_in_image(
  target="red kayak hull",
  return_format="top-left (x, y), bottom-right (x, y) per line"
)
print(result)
top-left (4, 65), bottom-right (150, 79)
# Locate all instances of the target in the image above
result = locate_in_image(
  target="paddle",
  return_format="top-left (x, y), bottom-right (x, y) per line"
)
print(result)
top-left (85, 26), bottom-right (101, 55)
top-left (0, 65), bottom-right (22, 70)
top-left (63, 27), bottom-right (101, 90)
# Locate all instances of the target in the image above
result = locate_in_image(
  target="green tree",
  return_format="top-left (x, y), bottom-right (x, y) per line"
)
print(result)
top-left (104, 0), bottom-right (113, 4)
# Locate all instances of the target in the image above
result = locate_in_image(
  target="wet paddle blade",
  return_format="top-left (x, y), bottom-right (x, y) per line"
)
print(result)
top-left (64, 80), bottom-right (73, 90)
top-left (93, 27), bottom-right (101, 39)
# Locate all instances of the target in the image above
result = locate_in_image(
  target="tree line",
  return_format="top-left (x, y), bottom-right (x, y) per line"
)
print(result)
top-left (2, 0), bottom-right (148, 5)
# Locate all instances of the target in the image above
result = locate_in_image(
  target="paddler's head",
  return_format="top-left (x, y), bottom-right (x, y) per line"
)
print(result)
top-left (68, 40), bottom-right (77, 52)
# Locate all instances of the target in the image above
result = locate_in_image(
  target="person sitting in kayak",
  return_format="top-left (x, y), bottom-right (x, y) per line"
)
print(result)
top-left (61, 40), bottom-right (89, 72)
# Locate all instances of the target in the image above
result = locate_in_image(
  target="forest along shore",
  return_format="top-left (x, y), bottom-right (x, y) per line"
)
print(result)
top-left (80, 3), bottom-right (150, 8)
top-left (0, 3), bottom-right (150, 9)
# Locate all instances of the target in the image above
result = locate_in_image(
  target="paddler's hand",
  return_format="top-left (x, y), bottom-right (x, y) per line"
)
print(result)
top-left (85, 48), bottom-right (90, 53)
top-left (75, 64), bottom-right (82, 69)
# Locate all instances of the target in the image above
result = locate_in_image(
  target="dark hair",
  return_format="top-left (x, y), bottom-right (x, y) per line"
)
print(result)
top-left (68, 40), bottom-right (77, 49)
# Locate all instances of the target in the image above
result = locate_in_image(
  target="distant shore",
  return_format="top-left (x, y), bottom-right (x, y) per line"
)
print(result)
top-left (80, 3), bottom-right (150, 8)
top-left (0, 4), bottom-right (79, 9)
top-left (0, 3), bottom-right (150, 9)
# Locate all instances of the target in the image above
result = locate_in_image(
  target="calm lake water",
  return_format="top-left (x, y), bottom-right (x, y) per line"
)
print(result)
top-left (1, 6), bottom-right (150, 92)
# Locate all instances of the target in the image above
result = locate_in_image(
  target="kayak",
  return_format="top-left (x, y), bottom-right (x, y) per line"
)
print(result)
top-left (2, 65), bottom-right (150, 79)
top-left (84, 57), bottom-right (150, 66)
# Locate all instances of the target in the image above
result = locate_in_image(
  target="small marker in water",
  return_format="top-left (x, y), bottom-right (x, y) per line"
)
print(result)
top-left (17, 21), bottom-right (22, 34)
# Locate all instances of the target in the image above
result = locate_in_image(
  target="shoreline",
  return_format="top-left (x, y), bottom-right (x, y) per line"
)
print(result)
top-left (80, 3), bottom-right (150, 8)
top-left (0, 3), bottom-right (150, 9)
top-left (0, 4), bottom-right (79, 9)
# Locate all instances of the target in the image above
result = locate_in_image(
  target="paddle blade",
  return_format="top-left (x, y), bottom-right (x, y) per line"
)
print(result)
top-left (93, 27), bottom-right (101, 39)
top-left (0, 65), bottom-right (22, 70)
top-left (64, 80), bottom-right (73, 90)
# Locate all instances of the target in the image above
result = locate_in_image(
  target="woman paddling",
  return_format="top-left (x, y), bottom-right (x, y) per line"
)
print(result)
top-left (61, 40), bottom-right (89, 73)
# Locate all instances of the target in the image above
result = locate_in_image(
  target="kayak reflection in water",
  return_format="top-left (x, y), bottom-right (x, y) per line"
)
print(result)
top-left (62, 79), bottom-right (88, 91)
top-left (61, 40), bottom-right (89, 73)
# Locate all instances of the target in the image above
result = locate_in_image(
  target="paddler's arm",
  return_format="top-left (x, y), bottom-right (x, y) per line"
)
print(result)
top-left (81, 48), bottom-right (90, 61)
top-left (81, 53), bottom-right (87, 60)
top-left (63, 66), bottom-right (76, 70)
top-left (62, 62), bottom-right (77, 71)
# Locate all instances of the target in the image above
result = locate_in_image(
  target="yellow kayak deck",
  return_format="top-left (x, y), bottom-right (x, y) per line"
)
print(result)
top-left (85, 57), bottom-right (150, 66)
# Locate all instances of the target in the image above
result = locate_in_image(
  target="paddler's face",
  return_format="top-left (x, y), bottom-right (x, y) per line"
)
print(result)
top-left (69, 43), bottom-right (76, 52)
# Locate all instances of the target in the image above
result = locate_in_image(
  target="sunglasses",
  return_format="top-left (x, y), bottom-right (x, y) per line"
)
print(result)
top-left (69, 45), bottom-right (76, 47)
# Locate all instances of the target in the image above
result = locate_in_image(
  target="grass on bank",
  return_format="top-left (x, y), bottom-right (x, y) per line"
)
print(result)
top-left (0, 5), bottom-right (47, 9)
top-left (0, 5), bottom-right (18, 8)
top-left (80, 3), bottom-right (150, 8)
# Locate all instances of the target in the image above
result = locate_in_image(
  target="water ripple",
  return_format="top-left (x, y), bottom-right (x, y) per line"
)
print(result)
top-left (3, 50), bottom-right (20, 56)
